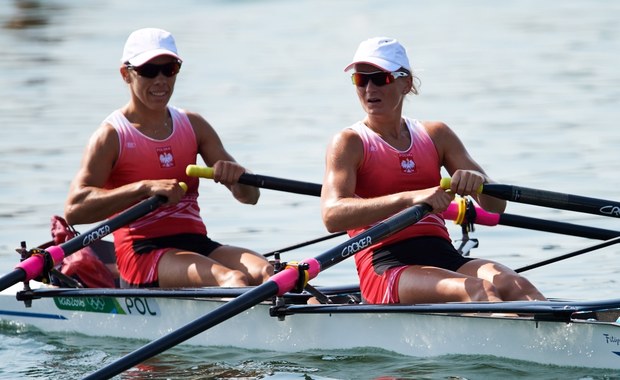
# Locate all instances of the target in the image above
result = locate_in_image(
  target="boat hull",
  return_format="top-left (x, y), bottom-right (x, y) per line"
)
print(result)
top-left (1, 284), bottom-right (620, 370)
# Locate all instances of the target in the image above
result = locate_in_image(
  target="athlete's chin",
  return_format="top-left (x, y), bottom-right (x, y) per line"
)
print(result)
top-left (365, 106), bottom-right (389, 116)
top-left (148, 97), bottom-right (171, 108)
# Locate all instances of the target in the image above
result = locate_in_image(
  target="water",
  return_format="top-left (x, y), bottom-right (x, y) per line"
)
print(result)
top-left (1, 0), bottom-right (620, 378)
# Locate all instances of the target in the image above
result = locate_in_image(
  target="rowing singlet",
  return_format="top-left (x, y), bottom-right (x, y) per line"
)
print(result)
top-left (349, 118), bottom-right (450, 302)
top-left (103, 106), bottom-right (206, 281)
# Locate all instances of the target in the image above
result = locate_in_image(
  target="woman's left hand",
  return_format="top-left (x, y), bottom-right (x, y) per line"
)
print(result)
top-left (448, 170), bottom-right (487, 196)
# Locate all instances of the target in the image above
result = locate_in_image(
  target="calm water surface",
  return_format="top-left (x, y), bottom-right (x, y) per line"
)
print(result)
top-left (1, 0), bottom-right (620, 378)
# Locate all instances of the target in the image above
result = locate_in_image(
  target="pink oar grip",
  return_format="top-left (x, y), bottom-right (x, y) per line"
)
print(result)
top-left (469, 205), bottom-right (501, 226)
top-left (270, 258), bottom-right (321, 296)
top-left (15, 245), bottom-right (66, 281)
top-left (442, 202), bottom-right (460, 221)
top-left (441, 201), bottom-right (501, 227)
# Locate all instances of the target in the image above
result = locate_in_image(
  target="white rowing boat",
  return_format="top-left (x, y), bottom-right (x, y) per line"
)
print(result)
top-left (4, 172), bottom-right (620, 377)
top-left (2, 281), bottom-right (620, 370)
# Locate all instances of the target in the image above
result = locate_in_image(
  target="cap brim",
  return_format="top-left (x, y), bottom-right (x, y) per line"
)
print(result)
top-left (343, 58), bottom-right (401, 72)
top-left (126, 49), bottom-right (182, 66)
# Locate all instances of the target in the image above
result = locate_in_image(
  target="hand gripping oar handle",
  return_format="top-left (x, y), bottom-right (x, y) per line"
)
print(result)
top-left (186, 165), bottom-right (322, 196)
top-left (0, 183), bottom-right (187, 292)
top-left (440, 178), bottom-right (620, 219)
top-left (83, 202), bottom-right (432, 380)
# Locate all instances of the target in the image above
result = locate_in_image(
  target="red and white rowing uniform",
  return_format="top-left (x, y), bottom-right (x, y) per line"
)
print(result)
top-left (347, 118), bottom-right (451, 303)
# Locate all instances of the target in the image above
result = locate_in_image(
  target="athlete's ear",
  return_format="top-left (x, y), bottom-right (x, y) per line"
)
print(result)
top-left (120, 66), bottom-right (131, 83)
top-left (402, 77), bottom-right (413, 94)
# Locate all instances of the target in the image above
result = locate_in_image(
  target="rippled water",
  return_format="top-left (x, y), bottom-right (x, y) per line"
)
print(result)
top-left (3, 322), bottom-right (620, 380)
top-left (1, 0), bottom-right (620, 378)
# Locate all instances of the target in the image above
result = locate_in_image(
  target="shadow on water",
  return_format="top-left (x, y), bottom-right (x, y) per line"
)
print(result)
top-left (2, 0), bottom-right (66, 31)
top-left (0, 0), bottom-right (70, 238)
top-left (1, 0), bottom-right (65, 114)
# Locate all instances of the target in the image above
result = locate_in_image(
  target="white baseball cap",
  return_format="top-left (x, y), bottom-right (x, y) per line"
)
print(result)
top-left (344, 37), bottom-right (411, 72)
top-left (121, 28), bottom-right (182, 66)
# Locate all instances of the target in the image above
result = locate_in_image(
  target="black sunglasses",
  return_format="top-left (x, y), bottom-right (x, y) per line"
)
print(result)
top-left (351, 71), bottom-right (409, 87)
top-left (126, 60), bottom-right (182, 79)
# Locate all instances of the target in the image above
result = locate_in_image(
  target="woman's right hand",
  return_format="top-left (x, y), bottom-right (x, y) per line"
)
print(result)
top-left (143, 179), bottom-right (186, 205)
top-left (409, 186), bottom-right (454, 213)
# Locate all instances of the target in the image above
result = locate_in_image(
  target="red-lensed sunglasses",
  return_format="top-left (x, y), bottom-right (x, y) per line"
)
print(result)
top-left (351, 71), bottom-right (409, 87)
top-left (125, 60), bottom-right (182, 79)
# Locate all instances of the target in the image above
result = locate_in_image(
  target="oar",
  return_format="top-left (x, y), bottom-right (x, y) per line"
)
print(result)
top-left (442, 201), bottom-right (620, 240)
top-left (188, 168), bottom-right (620, 240)
top-left (83, 203), bottom-right (432, 379)
top-left (515, 235), bottom-right (620, 273)
top-left (191, 167), bottom-right (620, 223)
top-left (263, 231), bottom-right (347, 258)
top-left (440, 192), bottom-right (620, 271)
top-left (264, 204), bottom-right (620, 261)
top-left (186, 165), bottom-right (321, 196)
top-left (189, 167), bottom-right (620, 241)
top-left (440, 178), bottom-right (620, 219)
top-left (0, 187), bottom-right (182, 292)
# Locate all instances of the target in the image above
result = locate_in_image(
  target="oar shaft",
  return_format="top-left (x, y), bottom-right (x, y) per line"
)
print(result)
top-left (442, 195), bottom-right (620, 271)
top-left (316, 204), bottom-right (432, 271)
top-left (270, 203), bottom-right (432, 295)
top-left (516, 235), bottom-right (620, 273)
top-left (443, 199), bottom-right (620, 240)
top-left (498, 213), bottom-right (620, 240)
top-left (83, 281), bottom-right (280, 380)
top-left (0, 195), bottom-right (165, 292)
top-left (57, 195), bottom-right (165, 256)
top-left (263, 231), bottom-right (347, 258)
top-left (0, 271), bottom-right (25, 292)
top-left (238, 173), bottom-right (321, 196)
top-left (482, 184), bottom-right (620, 219)
top-left (186, 165), bottom-right (322, 196)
